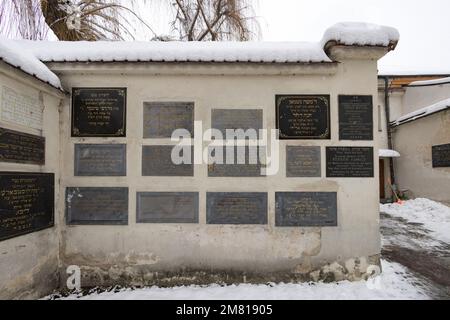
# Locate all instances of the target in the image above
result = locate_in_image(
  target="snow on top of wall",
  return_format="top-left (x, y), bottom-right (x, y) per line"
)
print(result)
top-left (408, 76), bottom-right (450, 87)
top-left (0, 38), bottom-right (62, 90)
top-left (379, 149), bottom-right (400, 158)
top-left (14, 40), bottom-right (332, 64)
top-left (322, 22), bottom-right (399, 48)
top-left (392, 97), bottom-right (450, 126)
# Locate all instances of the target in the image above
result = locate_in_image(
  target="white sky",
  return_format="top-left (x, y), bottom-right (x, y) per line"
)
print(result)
top-left (255, 0), bottom-right (450, 74)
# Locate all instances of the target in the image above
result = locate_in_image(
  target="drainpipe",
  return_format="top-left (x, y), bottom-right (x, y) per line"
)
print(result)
top-left (382, 76), bottom-right (396, 191)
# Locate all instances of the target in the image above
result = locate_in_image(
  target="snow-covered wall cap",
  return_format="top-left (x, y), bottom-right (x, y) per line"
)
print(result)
top-left (391, 98), bottom-right (450, 126)
top-left (0, 38), bottom-right (62, 90)
top-left (408, 76), bottom-right (450, 87)
top-left (321, 22), bottom-right (399, 51)
top-left (14, 40), bottom-right (332, 64)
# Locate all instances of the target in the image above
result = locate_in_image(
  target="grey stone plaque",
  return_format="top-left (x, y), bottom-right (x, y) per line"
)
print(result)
top-left (275, 192), bottom-right (337, 227)
top-left (208, 146), bottom-right (265, 177)
top-left (136, 192), bottom-right (199, 223)
top-left (66, 187), bottom-right (128, 225)
top-left (286, 146), bottom-right (321, 177)
top-left (142, 145), bottom-right (194, 176)
top-left (326, 147), bottom-right (374, 177)
top-left (74, 144), bottom-right (126, 176)
top-left (206, 192), bottom-right (268, 225)
top-left (211, 109), bottom-right (263, 138)
top-left (143, 102), bottom-right (194, 138)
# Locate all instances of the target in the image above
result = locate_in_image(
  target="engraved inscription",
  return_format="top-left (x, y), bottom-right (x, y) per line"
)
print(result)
top-left (276, 95), bottom-right (330, 139)
top-left (66, 187), bottom-right (128, 225)
top-left (211, 109), bottom-right (263, 138)
top-left (74, 144), bottom-right (126, 176)
top-left (1, 86), bottom-right (42, 130)
top-left (0, 127), bottom-right (45, 165)
top-left (0, 172), bottom-right (54, 241)
top-left (326, 147), bottom-right (374, 177)
top-left (71, 88), bottom-right (126, 137)
top-left (208, 146), bottom-right (265, 177)
top-left (339, 95), bottom-right (373, 140)
top-left (143, 102), bottom-right (194, 138)
top-left (142, 145), bottom-right (194, 176)
top-left (137, 192), bottom-right (199, 223)
top-left (206, 192), bottom-right (267, 225)
top-left (432, 143), bottom-right (450, 168)
top-left (275, 192), bottom-right (337, 227)
top-left (286, 146), bottom-right (321, 177)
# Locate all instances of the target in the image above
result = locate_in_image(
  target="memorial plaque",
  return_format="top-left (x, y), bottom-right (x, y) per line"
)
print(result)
top-left (71, 88), bottom-right (126, 137)
top-left (211, 109), bottom-right (263, 138)
top-left (136, 192), bottom-right (199, 223)
top-left (66, 187), bottom-right (128, 225)
top-left (74, 144), bottom-right (126, 176)
top-left (0, 127), bottom-right (45, 165)
top-left (206, 192), bottom-right (268, 225)
top-left (286, 146), bottom-right (321, 177)
top-left (1, 86), bottom-right (42, 130)
top-left (0, 172), bottom-right (54, 241)
top-left (276, 95), bottom-right (330, 139)
top-left (326, 147), bottom-right (374, 177)
top-left (339, 95), bottom-right (373, 140)
top-left (142, 145), bottom-right (194, 176)
top-left (208, 146), bottom-right (265, 177)
top-left (275, 192), bottom-right (337, 227)
top-left (432, 143), bottom-right (450, 168)
top-left (143, 102), bottom-right (194, 138)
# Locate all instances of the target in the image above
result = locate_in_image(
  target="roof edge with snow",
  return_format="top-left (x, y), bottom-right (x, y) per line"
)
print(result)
top-left (391, 98), bottom-right (450, 127)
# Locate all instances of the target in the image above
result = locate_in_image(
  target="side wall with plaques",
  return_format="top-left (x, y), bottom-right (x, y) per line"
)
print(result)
top-left (54, 56), bottom-right (382, 286)
top-left (393, 110), bottom-right (450, 204)
top-left (0, 65), bottom-right (63, 299)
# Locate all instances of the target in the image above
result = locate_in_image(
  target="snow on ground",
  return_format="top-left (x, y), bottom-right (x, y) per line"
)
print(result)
top-left (48, 260), bottom-right (429, 300)
top-left (45, 198), bottom-right (448, 300)
top-left (380, 198), bottom-right (450, 244)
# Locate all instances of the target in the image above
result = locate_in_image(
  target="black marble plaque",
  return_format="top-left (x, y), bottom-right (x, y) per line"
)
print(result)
top-left (286, 146), bottom-right (321, 177)
top-left (142, 145), bottom-right (194, 176)
top-left (136, 192), bottom-right (199, 223)
top-left (275, 192), bottom-right (337, 227)
top-left (208, 146), bottom-right (265, 177)
top-left (206, 192), bottom-right (268, 225)
top-left (0, 127), bottom-right (45, 165)
top-left (66, 187), bottom-right (128, 225)
top-left (0, 172), bottom-right (54, 241)
top-left (71, 88), bottom-right (126, 137)
top-left (143, 102), bottom-right (194, 138)
top-left (74, 144), bottom-right (126, 176)
top-left (211, 109), bottom-right (263, 139)
top-left (339, 95), bottom-right (373, 140)
top-left (326, 147), bottom-right (374, 177)
top-left (432, 143), bottom-right (450, 168)
top-left (276, 95), bottom-right (330, 139)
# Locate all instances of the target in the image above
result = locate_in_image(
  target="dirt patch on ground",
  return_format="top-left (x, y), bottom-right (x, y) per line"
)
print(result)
top-left (380, 212), bottom-right (450, 299)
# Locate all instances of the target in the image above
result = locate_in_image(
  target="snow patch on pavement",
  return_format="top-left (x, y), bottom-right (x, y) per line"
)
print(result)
top-left (47, 260), bottom-right (429, 300)
top-left (380, 198), bottom-right (450, 244)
